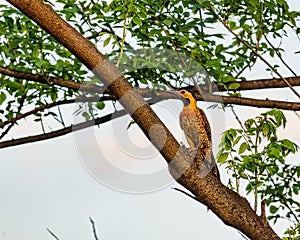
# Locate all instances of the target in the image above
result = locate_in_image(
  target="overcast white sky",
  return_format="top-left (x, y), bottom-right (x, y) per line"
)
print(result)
top-left (0, 1), bottom-right (300, 240)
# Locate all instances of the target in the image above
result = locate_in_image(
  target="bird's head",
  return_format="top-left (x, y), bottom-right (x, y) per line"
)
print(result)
top-left (169, 89), bottom-right (197, 107)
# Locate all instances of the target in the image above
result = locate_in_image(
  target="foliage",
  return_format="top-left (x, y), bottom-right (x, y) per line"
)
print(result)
top-left (0, 3), bottom-right (87, 124)
top-left (0, 0), bottom-right (299, 122)
top-left (217, 109), bottom-right (300, 231)
top-left (283, 222), bottom-right (300, 240)
top-left (0, 0), bottom-right (299, 236)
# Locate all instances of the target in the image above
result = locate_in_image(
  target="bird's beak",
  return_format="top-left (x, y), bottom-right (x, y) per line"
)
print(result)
top-left (168, 90), bottom-right (180, 98)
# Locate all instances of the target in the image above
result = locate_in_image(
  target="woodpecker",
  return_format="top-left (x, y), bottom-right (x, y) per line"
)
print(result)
top-left (171, 89), bottom-right (220, 180)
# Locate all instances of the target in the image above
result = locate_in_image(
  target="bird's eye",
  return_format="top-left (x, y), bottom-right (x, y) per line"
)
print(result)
top-left (180, 90), bottom-right (185, 94)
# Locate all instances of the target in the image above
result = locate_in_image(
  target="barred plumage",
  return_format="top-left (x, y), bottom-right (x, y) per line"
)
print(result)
top-left (173, 89), bottom-right (220, 180)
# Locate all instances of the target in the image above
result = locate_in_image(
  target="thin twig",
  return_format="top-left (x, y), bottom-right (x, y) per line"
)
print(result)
top-left (46, 228), bottom-right (60, 240)
top-left (230, 106), bottom-right (246, 132)
top-left (172, 187), bottom-right (199, 202)
top-left (0, 96), bottom-right (112, 130)
top-left (57, 105), bottom-right (66, 128)
top-left (154, 16), bottom-right (206, 93)
top-left (264, 35), bottom-right (297, 77)
top-left (89, 217), bottom-right (99, 240)
top-left (116, 0), bottom-right (133, 67)
top-left (208, 8), bottom-right (300, 100)
top-left (294, 111), bottom-right (300, 120)
top-left (269, 175), bottom-right (299, 222)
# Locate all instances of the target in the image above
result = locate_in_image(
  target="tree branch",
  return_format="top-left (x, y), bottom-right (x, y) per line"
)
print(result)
top-left (0, 65), bottom-right (105, 93)
top-left (1, 93), bottom-right (299, 148)
top-left (0, 99), bottom-right (74, 129)
top-left (157, 91), bottom-right (300, 111)
top-left (0, 107), bottom-right (127, 149)
top-left (196, 93), bottom-right (300, 111)
top-left (213, 76), bottom-right (300, 92)
top-left (0, 96), bottom-right (163, 148)
top-left (1, 66), bottom-right (300, 111)
top-left (1, 66), bottom-right (300, 93)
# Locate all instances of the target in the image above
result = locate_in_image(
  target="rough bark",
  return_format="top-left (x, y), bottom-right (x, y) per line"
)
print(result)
top-left (170, 148), bottom-right (277, 240)
top-left (5, 0), bottom-right (281, 239)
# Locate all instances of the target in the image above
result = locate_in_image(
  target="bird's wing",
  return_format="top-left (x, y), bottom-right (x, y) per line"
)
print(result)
top-left (197, 108), bottom-right (211, 142)
top-left (179, 111), bottom-right (200, 149)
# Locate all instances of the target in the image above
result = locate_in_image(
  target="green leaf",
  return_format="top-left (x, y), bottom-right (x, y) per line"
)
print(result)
top-left (132, 16), bottom-right (142, 25)
top-left (96, 101), bottom-right (105, 110)
top-left (103, 36), bottom-right (111, 47)
top-left (268, 147), bottom-right (281, 159)
top-left (228, 83), bottom-right (240, 90)
top-left (262, 124), bottom-right (269, 137)
top-left (223, 75), bottom-right (236, 83)
top-left (270, 205), bottom-right (279, 214)
top-left (281, 139), bottom-right (295, 151)
top-left (233, 135), bottom-right (242, 146)
top-left (0, 92), bottom-right (7, 105)
top-left (293, 186), bottom-right (299, 195)
top-left (239, 142), bottom-right (247, 154)
top-left (228, 20), bottom-right (237, 30)
top-left (218, 152), bottom-right (229, 163)
top-left (215, 44), bottom-right (224, 55)
top-left (137, 10), bottom-right (147, 19)
top-left (163, 19), bottom-right (172, 27)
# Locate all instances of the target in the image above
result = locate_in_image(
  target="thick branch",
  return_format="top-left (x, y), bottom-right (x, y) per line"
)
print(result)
top-left (0, 97), bottom-right (163, 148)
top-left (199, 93), bottom-right (300, 111)
top-left (5, 1), bottom-right (281, 239)
top-left (156, 91), bottom-right (300, 111)
top-left (214, 76), bottom-right (300, 92)
top-left (1, 66), bottom-right (300, 111)
top-left (2, 65), bottom-right (300, 93)
top-left (0, 65), bottom-right (104, 93)
top-left (2, 93), bottom-right (298, 148)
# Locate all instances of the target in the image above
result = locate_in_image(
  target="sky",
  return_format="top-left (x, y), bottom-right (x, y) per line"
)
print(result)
top-left (0, 1), bottom-right (300, 240)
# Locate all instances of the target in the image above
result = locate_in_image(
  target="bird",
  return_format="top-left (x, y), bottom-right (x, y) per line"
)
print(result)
top-left (171, 89), bottom-right (220, 180)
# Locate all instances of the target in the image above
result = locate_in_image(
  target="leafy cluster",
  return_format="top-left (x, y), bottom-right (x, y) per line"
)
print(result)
top-left (218, 109), bottom-right (300, 228)
top-left (283, 222), bottom-right (300, 240)
top-left (0, 3), bottom-right (87, 125)
top-left (50, 0), bottom-right (300, 89)
top-left (0, 0), bottom-right (299, 125)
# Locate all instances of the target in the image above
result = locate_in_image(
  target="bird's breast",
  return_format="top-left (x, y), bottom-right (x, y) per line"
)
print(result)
top-left (179, 108), bottom-right (200, 129)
